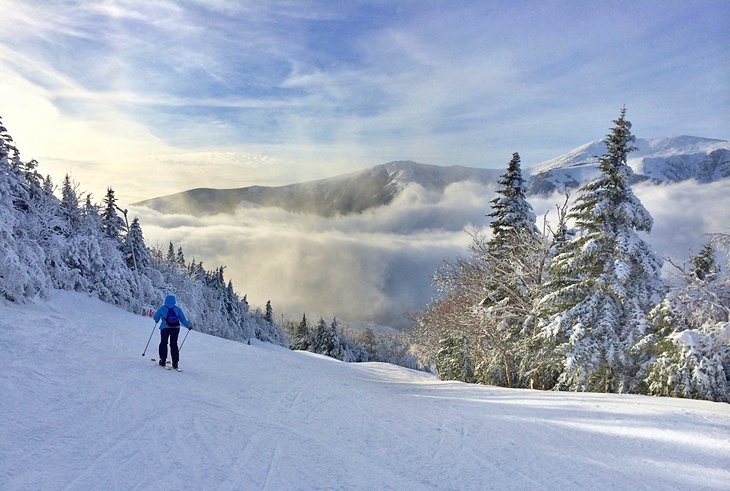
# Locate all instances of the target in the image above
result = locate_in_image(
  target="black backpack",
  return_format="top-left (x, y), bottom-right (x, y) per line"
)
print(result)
top-left (165, 307), bottom-right (180, 327)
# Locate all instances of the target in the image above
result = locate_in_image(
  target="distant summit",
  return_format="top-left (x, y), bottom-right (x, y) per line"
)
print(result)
top-left (134, 161), bottom-right (501, 217)
top-left (527, 136), bottom-right (729, 195)
top-left (135, 136), bottom-right (729, 216)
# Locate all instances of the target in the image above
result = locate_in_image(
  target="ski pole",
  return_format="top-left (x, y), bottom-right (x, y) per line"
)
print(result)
top-left (142, 322), bottom-right (158, 356)
top-left (178, 328), bottom-right (191, 352)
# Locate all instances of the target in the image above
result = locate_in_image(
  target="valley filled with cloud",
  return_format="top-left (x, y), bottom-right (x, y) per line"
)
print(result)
top-left (133, 177), bottom-right (730, 329)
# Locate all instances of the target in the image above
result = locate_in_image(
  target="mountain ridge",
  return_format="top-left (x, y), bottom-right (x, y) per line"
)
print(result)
top-left (134, 160), bottom-right (502, 217)
top-left (134, 136), bottom-right (729, 216)
top-left (528, 135), bottom-right (730, 194)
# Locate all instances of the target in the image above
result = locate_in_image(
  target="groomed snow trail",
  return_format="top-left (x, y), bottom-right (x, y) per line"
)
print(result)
top-left (2, 291), bottom-right (729, 490)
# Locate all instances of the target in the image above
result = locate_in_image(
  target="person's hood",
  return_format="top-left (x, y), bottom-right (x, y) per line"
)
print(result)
top-left (164, 295), bottom-right (176, 308)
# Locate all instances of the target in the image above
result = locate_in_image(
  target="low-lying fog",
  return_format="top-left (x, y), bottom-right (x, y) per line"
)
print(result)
top-left (132, 178), bottom-right (729, 329)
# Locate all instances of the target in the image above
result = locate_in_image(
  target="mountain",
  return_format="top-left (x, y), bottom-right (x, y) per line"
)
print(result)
top-left (134, 161), bottom-right (502, 217)
top-left (3, 290), bottom-right (729, 489)
top-left (527, 136), bottom-right (730, 195)
top-left (135, 136), bottom-right (729, 216)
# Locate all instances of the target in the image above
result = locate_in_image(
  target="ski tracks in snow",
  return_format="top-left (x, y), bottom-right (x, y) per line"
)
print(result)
top-left (3, 292), bottom-right (730, 490)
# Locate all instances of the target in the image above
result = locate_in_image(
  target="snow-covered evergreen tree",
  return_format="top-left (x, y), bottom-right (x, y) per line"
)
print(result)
top-left (370, 330), bottom-right (418, 369)
top-left (176, 247), bottom-right (186, 269)
top-left (312, 318), bottom-right (330, 354)
top-left (166, 242), bottom-right (176, 266)
top-left (691, 242), bottom-right (719, 281)
top-left (339, 327), bottom-right (370, 362)
top-left (356, 326), bottom-right (377, 357)
top-left (309, 317), bottom-right (345, 359)
top-left (487, 152), bottom-right (539, 253)
top-left (125, 217), bottom-right (152, 270)
top-left (537, 108), bottom-right (665, 393)
top-left (521, 195), bottom-right (573, 390)
top-left (101, 187), bottom-right (125, 241)
top-left (455, 152), bottom-right (544, 388)
top-left (637, 239), bottom-right (730, 401)
top-left (436, 334), bottom-right (475, 382)
top-left (60, 174), bottom-right (82, 235)
top-left (0, 118), bottom-right (53, 301)
top-left (328, 318), bottom-right (345, 360)
top-left (22, 158), bottom-right (44, 200)
top-left (290, 314), bottom-right (310, 350)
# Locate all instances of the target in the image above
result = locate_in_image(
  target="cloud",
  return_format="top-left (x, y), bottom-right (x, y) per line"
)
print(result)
top-left (132, 181), bottom-right (493, 328)
top-left (633, 179), bottom-right (730, 261)
top-left (133, 178), bottom-right (729, 330)
top-left (2, 0), bottom-right (727, 209)
top-left (528, 178), bottom-right (730, 264)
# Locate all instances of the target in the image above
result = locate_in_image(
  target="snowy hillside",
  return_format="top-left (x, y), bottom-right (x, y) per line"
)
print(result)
top-left (527, 136), bottom-right (730, 194)
top-left (2, 291), bottom-right (729, 490)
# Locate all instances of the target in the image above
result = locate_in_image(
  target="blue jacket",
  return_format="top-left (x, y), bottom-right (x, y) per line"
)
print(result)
top-left (154, 295), bottom-right (192, 329)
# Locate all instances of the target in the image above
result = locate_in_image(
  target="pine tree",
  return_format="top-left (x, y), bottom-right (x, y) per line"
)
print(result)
top-left (538, 108), bottom-right (665, 393)
top-left (328, 318), bottom-right (345, 360)
top-left (42, 174), bottom-right (54, 196)
top-left (0, 117), bottom-right (51, 300)
top-left (312, 318), bottom-right (329, 354)
top-left (60, 174), bottom-right (82, 235)
top-left (637, 238), bottom-right (729, 401)
top-left (487, 152), bottom-right (539, 253)
top-left (0, 116), bottom-right (13, 165)
top-left (22, 159), bottom-right (43, 199)
top-left (291, 314), bottom-right (310, 350)
top-left (125, 217), bottom-right (151, 269)
top-left (81, 194), bottom-right (101, 231)
top-left (357, 327), bottom-right (377, 358)
top-left (436, 335), bottom-right (475, 382)
top-left (176, 247), bottom-right (186, 269)
top-left (691, 242), bottom-right (719, 280)
top-left (101, 187), bottom-right (124, 241)
top-left (265, 300), bottom-right (273, 324)
top-left (471, 152), bottom-right (544, 388)
top-left (166, 242), bottom-right (176, 265)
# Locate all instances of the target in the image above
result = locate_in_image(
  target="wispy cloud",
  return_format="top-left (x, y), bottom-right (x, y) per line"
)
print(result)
top-left (0, 1), bottom-right (728, 201)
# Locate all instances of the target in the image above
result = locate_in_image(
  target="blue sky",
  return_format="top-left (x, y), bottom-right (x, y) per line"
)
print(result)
top-left (0, 0), bottom-right (728, 202)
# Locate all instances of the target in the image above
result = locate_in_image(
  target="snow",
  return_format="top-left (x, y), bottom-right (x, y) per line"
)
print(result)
top-left (527, 136), bottom-right (730, 193)
top-left (2, 290), bottom-right (729, 490)
top-left (530, 136), bottom-right (728, 174)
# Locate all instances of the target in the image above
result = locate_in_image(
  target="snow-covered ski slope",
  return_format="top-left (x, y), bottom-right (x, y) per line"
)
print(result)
top-left (2, 291), bottom-right (729, 490)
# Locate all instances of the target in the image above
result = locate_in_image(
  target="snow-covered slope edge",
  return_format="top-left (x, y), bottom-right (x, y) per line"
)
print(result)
top-left (2, 291), bottom-right (729, 490)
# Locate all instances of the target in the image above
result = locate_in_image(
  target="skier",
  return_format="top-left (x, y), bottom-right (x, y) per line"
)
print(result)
top-left (153, 295), bottom-right (192, 370)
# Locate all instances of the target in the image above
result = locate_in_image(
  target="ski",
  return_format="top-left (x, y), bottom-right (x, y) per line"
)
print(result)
top-left (150, 358), bottom-right (181, 371)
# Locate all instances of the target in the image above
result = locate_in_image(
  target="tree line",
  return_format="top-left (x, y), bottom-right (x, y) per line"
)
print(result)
top-left (283, 313), bottom-right (417, 367)
top-left (411, 109), bottom-right (729, 402)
